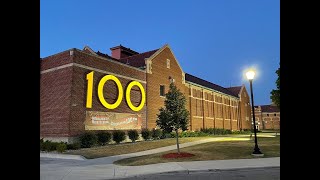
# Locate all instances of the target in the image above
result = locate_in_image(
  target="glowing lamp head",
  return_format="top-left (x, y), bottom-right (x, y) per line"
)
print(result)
top-left (246, 70), bottom-right (255, 80)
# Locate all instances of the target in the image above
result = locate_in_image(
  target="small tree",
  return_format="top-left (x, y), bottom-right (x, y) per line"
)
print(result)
top-left (270, 64), bottom-right (280, 108)
top-left (156, 83), bottom-right (189, 154)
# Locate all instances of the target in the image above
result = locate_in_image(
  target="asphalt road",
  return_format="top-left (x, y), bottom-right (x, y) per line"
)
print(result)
top-left (117, 167), bottom-right (280, 180)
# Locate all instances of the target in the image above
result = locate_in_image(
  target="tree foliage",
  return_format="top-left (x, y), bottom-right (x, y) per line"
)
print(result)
top-left (270, 65), bottom-right (280, 108)
top-left (156, 83), bottom-right (190, 153)
top-left (156, 83), bottom-right (190, 133)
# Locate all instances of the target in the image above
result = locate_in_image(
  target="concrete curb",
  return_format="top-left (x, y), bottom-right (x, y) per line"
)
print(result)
top-left (40, 152), bottom-right (86, 160)
top-left (187, 166), bottom-right (280, 174)
top-left (135, 166), bottom-right (281, 177)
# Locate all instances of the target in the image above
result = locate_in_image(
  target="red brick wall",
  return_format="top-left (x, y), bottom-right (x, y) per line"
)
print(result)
top-left (40, 51), bottom-right (73, 137)
top-left (239, 86), bottom-right (252, 130)
top-left (186, 84), bottom-right (240, 131)
top-left (146, 47), bottom-right (184, 129)
top-left (261, 113), bottom-right (280, 130)
top-left (40, 50), bottom-right (73, 71)
top-left (40, 49), bottom-right (147, 138)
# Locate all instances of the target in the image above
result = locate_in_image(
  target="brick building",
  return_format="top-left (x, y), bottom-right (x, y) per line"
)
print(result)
top-left (40, 44), bottom-right (252, 142)
top-left (251, 104), bottom-right (280, 130)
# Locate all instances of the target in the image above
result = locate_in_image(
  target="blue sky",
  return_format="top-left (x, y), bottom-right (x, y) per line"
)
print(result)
top-left (40, 0), bottom-right (279, 106)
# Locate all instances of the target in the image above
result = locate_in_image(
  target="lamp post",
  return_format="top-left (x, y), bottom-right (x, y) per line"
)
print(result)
top-left (246, 70), bottom-right (263, 155)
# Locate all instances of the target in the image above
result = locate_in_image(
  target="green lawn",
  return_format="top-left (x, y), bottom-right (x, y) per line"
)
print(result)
top-left (66, 137), bottom-right (212, 159)
top-left (114, 136), bottom-right (280, 166)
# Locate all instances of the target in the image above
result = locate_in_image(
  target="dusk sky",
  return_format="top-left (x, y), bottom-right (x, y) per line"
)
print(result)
top-left (40, 0), bottom-right (279, 106)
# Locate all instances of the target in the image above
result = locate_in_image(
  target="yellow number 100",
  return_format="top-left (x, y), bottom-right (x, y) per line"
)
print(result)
top-left (86, 71), bottom-right (146, 112)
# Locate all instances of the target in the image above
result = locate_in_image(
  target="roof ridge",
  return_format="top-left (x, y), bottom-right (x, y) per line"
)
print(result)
top-left (120, 49), bottom-right (159, 60)
top-left (186, 73), bottom-right (232, 90)
top-left (185, 73), bottom-right (238, 97)
top-left (227, 86), bottom-right (242, 88)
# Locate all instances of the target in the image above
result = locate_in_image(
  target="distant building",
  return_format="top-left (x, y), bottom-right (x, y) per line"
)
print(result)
top-left (252, 105), bottom-right (280, 130)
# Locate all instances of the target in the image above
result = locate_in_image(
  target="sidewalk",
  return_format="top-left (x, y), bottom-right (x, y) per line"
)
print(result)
top-left (40, 135), bottom-right (280, 179)
top-left (41, 157), bottom-right (280, 180)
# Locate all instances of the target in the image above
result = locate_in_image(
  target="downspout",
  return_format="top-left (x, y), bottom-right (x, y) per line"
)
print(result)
top-left (213, 92), bottom-right (216, 130)
top-left (189, 85), bottom-right (193, 131)
top-left (202, 89), bottom-right (205, 129)
top-left (229, 97), bottom-right (232, 130)
top-left (222, 96), bottom-right (225, 129)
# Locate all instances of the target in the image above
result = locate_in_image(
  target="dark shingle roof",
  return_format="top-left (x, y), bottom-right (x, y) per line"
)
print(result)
top-left (226, 86), bottom-right (242, 97)
top-left (110, 45), bottom-right (139, 55)
top-left (118, 49), bottom-right (158, 68)
top-left (96, 51), bottom-right (118, 61)
top-left (260, 105), bottom-right (280, 112)
top-left (255, 105), bottom-right (280, 112)
top-left (96, 49), bottom-right (158, 69)
top-left (185, 73), bottom-right (238, 97)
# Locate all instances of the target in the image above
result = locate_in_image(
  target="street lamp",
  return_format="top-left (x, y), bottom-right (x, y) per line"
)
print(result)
top-left (246, 70), bottom-right (263, 156)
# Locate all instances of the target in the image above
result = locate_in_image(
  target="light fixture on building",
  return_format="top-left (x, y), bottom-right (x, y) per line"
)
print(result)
top-left (169, 76), bottom-right (175, 83)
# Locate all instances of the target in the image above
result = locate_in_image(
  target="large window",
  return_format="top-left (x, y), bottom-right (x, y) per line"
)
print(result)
top-left (160, 85), bottom-right (165, 97)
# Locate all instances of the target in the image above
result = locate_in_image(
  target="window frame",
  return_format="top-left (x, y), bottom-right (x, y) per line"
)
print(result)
top-left (160, 85), bottom-right (165, 97)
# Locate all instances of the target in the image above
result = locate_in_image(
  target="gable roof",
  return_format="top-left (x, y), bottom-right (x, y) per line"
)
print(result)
top-left (185, 73), bottom-right (238, 98)
top-left (226, 86), bottom-right (242, 97)
top-left (255, 105), bottom-right (280, 112)
top-left (146, 44), bottom-right (184, 73)
top-left (83, 46), bottom-right (98, 55)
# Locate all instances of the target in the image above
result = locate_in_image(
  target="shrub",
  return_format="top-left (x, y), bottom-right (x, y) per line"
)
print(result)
top-left (67, 142), bottom-right (81, 150)
top-left (170, 132), bottom-right (176, 138)
top-left (196, 131), bottom-right (209, 136)
top-left (180, 131), bottom-right (197, 137)
top-left (141, 128), bottom-right (151, 141)
top-left (112, 130), bottom-right (126, 144)
top-left (200, 128), bottom-right (235, 135)
top-left (128, 130), bottom-right (139, 142)
top-left (41, 140), bottom-right (59, 152)
top-left (160, 132), bottom-right (172, 139)
top-left (232, 130), bottom-right (241, 134)
top-left (40, 138), bottom-right (44, 151)
top-left (242, 129), bottom-right (252, 134)
top-left (152, 129), bottom-right (162, 140)
top-left (97, 131), bottom-right (112, 146)
top-left (79, 132), bottom-right (98, 148)
top-left (225, 129), bottom-right (232, 134)
top-left (56, 143), bottom-right (67, 153)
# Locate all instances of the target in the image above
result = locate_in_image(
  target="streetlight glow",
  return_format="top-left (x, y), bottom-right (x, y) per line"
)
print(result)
top-left (246, 70), bottom-right (255, 80)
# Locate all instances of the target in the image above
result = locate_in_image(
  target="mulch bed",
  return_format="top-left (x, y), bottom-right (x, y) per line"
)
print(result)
top-left (162, 152), bottom-right (195, 158)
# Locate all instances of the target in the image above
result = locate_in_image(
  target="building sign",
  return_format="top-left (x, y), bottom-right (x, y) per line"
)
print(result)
top-left (85, 111), bottom-right (142, 130)
top-left (85, 71), bottom-right (146, 111)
